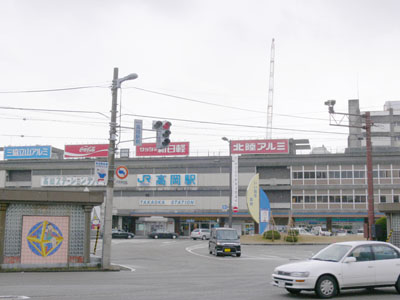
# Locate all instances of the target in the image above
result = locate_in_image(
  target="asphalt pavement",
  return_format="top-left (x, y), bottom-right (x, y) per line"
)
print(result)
top-left (0, 239), bottom-right (399, 300)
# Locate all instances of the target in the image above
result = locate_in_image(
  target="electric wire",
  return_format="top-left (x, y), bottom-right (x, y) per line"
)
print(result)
top-left (126, 86), bottom-right (327, 121)
top-left (124, 113), bottom-right (347, 135)
top-left (0, 84), bottom-right (109, 94)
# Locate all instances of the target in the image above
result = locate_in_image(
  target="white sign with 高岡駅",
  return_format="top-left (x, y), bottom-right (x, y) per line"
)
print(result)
top-left (139, 200), bottom-right (196, 206)
top-left (137, 174), bottom-right (197, 187)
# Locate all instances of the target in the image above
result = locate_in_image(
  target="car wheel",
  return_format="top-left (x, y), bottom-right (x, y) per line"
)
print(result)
top-left (127, 235), bottom-right (132, 239)
top-left (209, 246), bottom-right (212, 254)
top-left (154, 235), bottom-right (158, 239)
top-left (192, 238), bottom-right (196, 240)
top-left (315, 275), bottom-right (337, 298)
top-left (395, 276), bottom-right (400, 294)
top-left (172, 235), bottom-right (177, 239)
top-left (202, 235), bottom-right (206, 240)
top-left (286, 288), bottom-right (301, 295)
top-left (236, 253), bottom-right (241, 257)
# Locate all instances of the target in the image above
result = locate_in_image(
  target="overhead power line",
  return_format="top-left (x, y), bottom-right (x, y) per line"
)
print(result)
top-left (0, 84), bottom-right (109, 94)
top-left (124, 113), bottom-right (347, 135)
top-left (128, 86), bottom-right (327, 121)
top-left (0, 106), bottom-right (109, 118)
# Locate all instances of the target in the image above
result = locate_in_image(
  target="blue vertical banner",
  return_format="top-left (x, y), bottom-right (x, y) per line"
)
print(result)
top-left (259, 188), bottom-right (271, 234)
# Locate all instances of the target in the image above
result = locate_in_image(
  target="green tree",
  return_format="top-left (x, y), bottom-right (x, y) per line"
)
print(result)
top-left (375, 217), bottom-right (387, 241)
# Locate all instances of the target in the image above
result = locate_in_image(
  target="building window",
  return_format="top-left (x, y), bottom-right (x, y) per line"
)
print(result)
top-left (380, 170), bottom-right (391, 178)
top-left (292, 171), bottom-right (303, 179)
top-left (329, 195), bottom-right (341, 203)
top-left (304, 195), bottom-right (315, 203)
top-left (380, 196), bottom-right (387, 203)
top-left (341, 171), bottom-right (353, 179)
top-left (329, 171), bottom-right (340, 179)
top-left (317, 195), bottom-right (328, 203)
top-left (355, 195), bottom-right (367, 203)
top-left (7, 170), bottom-right (32, 182)
top-left (304, 171), bottom-right (315, 179)
top-left (393, 170), bottom-right (400, 178)
top-left (292, 196), bottom-right (303, 203)
top-left (354, 170), bottom-right (365, 178)
top-left (316, 171), bottom-right (327, 179)
top-left (394, 195), bottom-right (399, 203)
top-left (342, 195), bottom-right (354, 203)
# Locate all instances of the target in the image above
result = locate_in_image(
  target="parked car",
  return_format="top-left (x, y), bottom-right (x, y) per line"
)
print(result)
top-left (292, 227), bottom-right (313, 235)
top-left (112, 229), bottom-right (135, 239)
top-left (272, 241), bottom-right (400, 298)
top-left (148, 231), bottom-right (178, 239)
top-left (335, 230), bottom-right (347, 236)
top-left (209, 228), bottom-right (241, 257)
top-left (312, 226), bottom-right (332, 236)
top-left (190, 229), bottom-right (211, 240)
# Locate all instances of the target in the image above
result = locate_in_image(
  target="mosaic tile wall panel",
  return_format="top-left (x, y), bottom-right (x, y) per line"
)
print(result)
top-left (390, 213), bottom-right (400, 248)
top-left (21, 216), bottom-right (69, 264)
top-left (4, 204), bottom-right (85, 257)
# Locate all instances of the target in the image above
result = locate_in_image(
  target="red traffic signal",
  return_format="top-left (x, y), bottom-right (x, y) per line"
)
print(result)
top-left (162, 121), bottom-right (171, 130)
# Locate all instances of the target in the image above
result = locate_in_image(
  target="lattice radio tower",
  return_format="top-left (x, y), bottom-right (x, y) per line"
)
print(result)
top-left (266, 38), bottom-right (275, 139)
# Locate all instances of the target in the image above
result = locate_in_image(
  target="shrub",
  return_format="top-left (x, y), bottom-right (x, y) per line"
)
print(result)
top-left (263, 230), bottom-right (281, 240)
top-left (375, 217), bottom-right (387, 241)
top-left (287, 229), bottom-right (299, 236)
top-left (285, 235), bottom-right (298, 243)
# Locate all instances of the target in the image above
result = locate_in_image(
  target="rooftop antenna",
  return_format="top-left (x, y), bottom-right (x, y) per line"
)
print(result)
top-left (266, 38), bottom-right (275, 139)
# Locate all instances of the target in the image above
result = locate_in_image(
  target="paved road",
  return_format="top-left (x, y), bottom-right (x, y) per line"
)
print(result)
top-left (0, 239), bottom-right (399, 300)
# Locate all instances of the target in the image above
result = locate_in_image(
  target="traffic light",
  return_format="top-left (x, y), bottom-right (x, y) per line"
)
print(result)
top-left (153, 120), bottom-right (171, 149)
top-left (161, 121), bottom-right (171, 148)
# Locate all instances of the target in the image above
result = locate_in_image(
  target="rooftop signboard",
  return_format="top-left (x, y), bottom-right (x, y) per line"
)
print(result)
top-left (136, 142), bottom-right (189, 156)
top-left (4, 145), bottom-right (52, 160)
top-left (64, 144), bottom-right (108, 158)
top-left (230, 139), bottom-right (289, 155)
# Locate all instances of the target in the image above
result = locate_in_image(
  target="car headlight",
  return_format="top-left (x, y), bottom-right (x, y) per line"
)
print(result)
top-left (289, 272), bottom-right (310, 277)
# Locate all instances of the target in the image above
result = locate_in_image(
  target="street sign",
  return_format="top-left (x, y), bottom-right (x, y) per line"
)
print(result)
top-left (134, 119), bottom-right (143, 146)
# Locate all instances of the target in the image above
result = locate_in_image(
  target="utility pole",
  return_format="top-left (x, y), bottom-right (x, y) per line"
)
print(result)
top-left (325, 100), bottom-right (375, 240)
top-left (102, 68), bottom-right (138, 269)
top-left (365, 112), bottom-right (375, 240)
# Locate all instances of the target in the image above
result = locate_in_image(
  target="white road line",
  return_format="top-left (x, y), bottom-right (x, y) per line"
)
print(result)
top-left (113, 264), bottom-right (136, 272)
top-left (0, 297), bottom-right (30, 299)
top-left (185, 244), bottom-right (289, 261)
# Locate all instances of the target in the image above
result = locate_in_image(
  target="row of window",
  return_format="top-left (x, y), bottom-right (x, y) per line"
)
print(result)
top-left (292, 195), bottom-right (400, 203)
top-left (293, 170), bottom-right (400, 180)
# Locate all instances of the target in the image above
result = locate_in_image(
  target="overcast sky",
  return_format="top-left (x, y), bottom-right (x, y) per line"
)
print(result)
top-left (1, 0), bottom-right (399, 156)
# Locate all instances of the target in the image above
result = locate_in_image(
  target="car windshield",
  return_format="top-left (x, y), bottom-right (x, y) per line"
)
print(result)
top-left (216, 230), bottom-right (238, 240)
top-left (312, 244), bottom-right (352, 262)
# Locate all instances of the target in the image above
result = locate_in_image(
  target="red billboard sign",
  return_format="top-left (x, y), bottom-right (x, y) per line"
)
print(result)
top-left (230, 139), bottom-right (289, 155)
top-left (64, 144), bottom-right (109, 158)
top-left (136, 142), bottom-right (189, 156)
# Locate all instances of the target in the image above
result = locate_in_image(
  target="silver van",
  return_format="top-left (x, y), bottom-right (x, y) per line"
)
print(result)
top-left (208, 228), bottom-right (241, 257)
top-left (190, 228), bottom-right (210, 240)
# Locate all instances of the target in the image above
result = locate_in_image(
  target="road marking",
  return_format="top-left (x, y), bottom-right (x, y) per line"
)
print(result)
top-left (0, 297), bottom-right (30, 299)
top-left (113, 264), bottom-right (136, 272)
top-left (185, 244), bottom-right (290, 261)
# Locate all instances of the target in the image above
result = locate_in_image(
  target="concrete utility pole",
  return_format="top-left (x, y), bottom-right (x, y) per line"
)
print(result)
top-left (102, 68), bottom-right (138, 269)
top-left (365, 112), bottom-right (375, 240)
top-left (325, 100), bottom-right (375, 240)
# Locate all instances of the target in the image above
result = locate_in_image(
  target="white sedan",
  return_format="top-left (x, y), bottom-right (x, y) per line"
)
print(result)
top-left (272, 241), bottom-right (400, 298)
